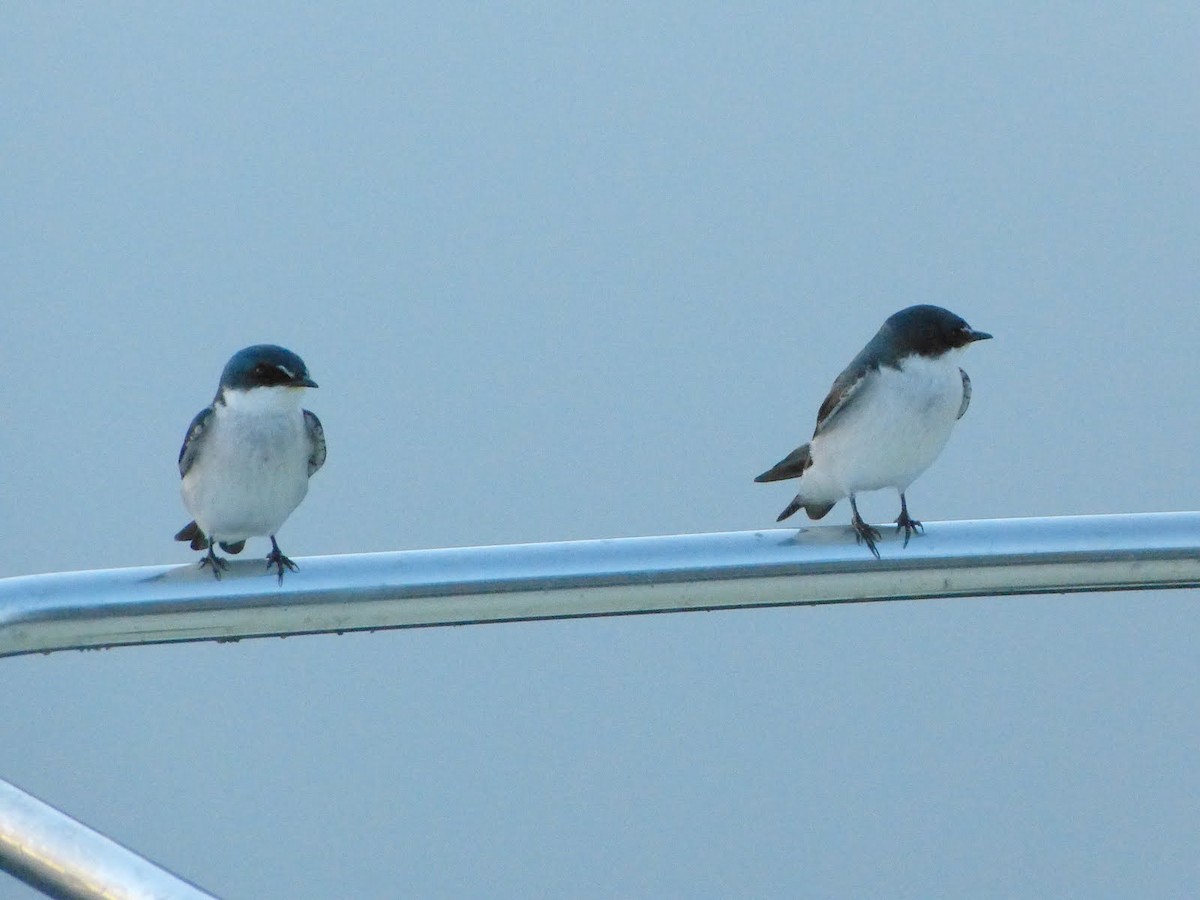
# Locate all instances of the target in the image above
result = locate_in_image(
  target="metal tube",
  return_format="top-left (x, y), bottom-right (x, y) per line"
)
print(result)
top-left (1, 512), bottom-right (1197, 659)
top-left (0, 778), bottom-right (216, 900)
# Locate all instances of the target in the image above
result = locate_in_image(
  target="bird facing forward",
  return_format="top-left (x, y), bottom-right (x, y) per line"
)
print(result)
top-left (174, 344), bottom-right (326, 582)
top-left (755, 305), bottom-right (991, 557)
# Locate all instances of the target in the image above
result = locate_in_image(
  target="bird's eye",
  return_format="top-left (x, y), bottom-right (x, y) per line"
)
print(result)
top-left (252, 363), bottom-right (284, 383)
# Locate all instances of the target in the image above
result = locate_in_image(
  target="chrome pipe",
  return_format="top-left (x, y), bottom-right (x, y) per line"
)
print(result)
top-left (1, 513), bottom-right (1197, 659)
top-left (0, 778), bottom-right (216, 900)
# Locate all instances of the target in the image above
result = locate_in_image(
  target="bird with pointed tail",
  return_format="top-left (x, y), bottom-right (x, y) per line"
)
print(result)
top-left (174, 344), bottom-right (326, 582)
top-left (755, 305), bottom-right (991, 558)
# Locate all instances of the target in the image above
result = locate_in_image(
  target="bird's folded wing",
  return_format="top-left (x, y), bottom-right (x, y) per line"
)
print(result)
top-left (304, 409), bottom-right (327, 476)
top-left (178, 406), bottom-right (215, 478)
top-left (813, 365), bottom-right (870, 437)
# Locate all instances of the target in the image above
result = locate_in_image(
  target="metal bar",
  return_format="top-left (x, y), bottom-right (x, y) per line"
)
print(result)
top-left (1, 513), bottom-right (1197, 660)
top-left (0, 777), bottom-right (217, 900)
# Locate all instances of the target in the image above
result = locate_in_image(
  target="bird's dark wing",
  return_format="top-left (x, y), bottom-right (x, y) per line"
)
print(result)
top-left (813, 365), bottom-right (871, 437)
top-left (957, 368), bottom-right (971, 420)
top-left (757, 343), bottom-right (879, 483)
top-left (304, 410), bottom-right (326, 476)
top-left (178, 406), bottom-right (215, 478)
top-left (813, 326), bottom-right (894, 437)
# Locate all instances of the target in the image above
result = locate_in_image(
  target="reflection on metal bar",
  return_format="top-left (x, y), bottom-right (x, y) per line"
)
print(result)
top-left (1, 513), bottom-right (1197, 660)
top-left (0, 777), bottom-right (216, 900)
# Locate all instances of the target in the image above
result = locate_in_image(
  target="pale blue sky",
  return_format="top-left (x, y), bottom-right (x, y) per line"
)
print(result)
top-left (2, 4), bottom-right (1198, 897)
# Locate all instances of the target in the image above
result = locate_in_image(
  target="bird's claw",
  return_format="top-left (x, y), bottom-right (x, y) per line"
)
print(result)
top-left (265, 544), bottom-right (298, 585)
top-left (895, 512), bottom-right (924, 547)
top-left (199, 547), bottom-right (229, 580)
top-left (852, 517), bottom-right (882, 559)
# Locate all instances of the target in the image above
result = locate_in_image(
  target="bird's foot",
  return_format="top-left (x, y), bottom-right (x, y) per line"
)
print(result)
top-left (851, 515), bottom-right (882, 559)
top-left (848, 496), bottom-right (881, 559)
top-left (265, 537), bottom-right (298, 585)
top-left (895, 510), bottom-right (924, 548)
top-left (199, 545), bottom-right (229, 579)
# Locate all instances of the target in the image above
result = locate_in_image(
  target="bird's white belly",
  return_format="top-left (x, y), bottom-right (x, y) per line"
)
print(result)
top-left (182, 411), bottom-right (310, 542)
top-left (813, 357), bottom-right (963, 495)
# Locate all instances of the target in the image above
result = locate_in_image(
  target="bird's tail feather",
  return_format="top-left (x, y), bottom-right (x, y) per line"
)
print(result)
top-left (174, 521), bottom-right (209, 551)
top-left (755, 443), bottom-right (813, 483)
top-left (759, 442), bottom-right (837, 523)
top-left (776, 497), bottom-right (803, 521)
top-left (777, 497), bottom-right (836, 522)
top-left (805, 501), bottom-right (836, 520)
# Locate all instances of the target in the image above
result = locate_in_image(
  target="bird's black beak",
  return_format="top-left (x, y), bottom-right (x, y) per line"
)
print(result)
top-left (967, 329), bottom-right (993, 342)
top-left (298, 376), bottom-right (319, 388)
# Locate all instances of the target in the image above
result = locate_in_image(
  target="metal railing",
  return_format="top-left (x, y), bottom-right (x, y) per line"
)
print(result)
top-left (0, 778), bottom-right (216, 900)
top-left (2, 512), bottom-right (1197, 659)
top-left (1, 512), bottom-right (1197, 898)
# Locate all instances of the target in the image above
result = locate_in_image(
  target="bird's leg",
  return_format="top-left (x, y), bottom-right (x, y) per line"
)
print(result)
top-left (849, 495), bottom-right (881, 559)
top-left (198, 538), bottom-right (228, 579)
top-left (895, 492), bottom-right (924, 547)
top-left (265, 536), bottom-right (299, 584)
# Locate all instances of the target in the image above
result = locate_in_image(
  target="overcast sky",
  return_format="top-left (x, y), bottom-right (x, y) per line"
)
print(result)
top-left (2, 3), bottom-right (1198, 897)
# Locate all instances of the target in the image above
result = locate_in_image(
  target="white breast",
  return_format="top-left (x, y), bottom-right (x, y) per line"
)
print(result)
top-left (810, 351), bottom-right (965, 497)
top-left (181, 387), bottom-right (312, 543)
